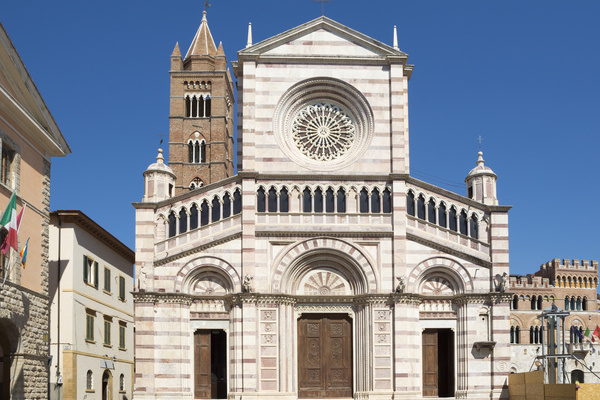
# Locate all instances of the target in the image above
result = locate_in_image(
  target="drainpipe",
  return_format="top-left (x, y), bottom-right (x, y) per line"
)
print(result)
top-left (56, 214), bottom-right (62, 396)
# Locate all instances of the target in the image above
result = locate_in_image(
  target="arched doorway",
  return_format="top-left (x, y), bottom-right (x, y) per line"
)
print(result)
top-left (0, 323), bottom-right (13, 399)
top-left (572, 369), bottom-right (584, 383)
top-left (102, 370), bottom-right (112, 400)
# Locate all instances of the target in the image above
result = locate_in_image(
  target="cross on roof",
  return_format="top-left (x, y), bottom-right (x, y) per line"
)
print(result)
top-left (314, 0), bottom-right (332, 16)
top-left (157, 133), bottom-right (164, 147)
top-left (477, 135), bottom-right (484, 151)
top-left (203, 0), bottom-right (211, 11)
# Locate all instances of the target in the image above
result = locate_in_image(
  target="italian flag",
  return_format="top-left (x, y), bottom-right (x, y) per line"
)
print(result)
top-left (0, 192), bottom-right (23, 255)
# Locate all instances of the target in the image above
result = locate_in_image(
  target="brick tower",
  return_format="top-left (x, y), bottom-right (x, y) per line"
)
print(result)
top-left (168, 11), bottom-right (234, 195)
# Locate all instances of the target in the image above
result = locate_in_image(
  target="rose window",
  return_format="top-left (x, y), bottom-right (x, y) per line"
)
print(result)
top-left (291, 103), bottom-right (355, 161)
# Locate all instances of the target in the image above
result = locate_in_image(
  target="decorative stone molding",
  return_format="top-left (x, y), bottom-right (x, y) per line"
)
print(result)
top-left (271, 236), bottom-right (377, 294)
top-left (391, 293), bottom-right (423, 305)
top-left (408, 256), bottom-right (474, 294)
top-left (273, 77), bottom-right (374, 172)
top-left (155, 231), bottom-right (242, 266)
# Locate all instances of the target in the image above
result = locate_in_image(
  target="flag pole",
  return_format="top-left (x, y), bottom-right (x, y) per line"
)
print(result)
top-left (2, 248), bottom-right (12, 286)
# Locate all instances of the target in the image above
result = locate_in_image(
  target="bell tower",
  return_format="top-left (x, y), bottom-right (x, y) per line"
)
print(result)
top-left (168, 11), bottom-right (234, 195)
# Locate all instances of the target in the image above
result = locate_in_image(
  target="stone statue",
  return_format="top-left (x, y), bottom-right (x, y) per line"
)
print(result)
top-left (243, 274), bottom-right (254, 293)
top-left (395, 276), bottom-right (406, 293)
top-left (499, 272), bottom-right (508, 293)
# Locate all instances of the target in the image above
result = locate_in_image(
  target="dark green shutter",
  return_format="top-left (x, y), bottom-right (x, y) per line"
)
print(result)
top-left (83, 255), bottom-right (88, 283)
top-left (94, 261), bottom-right (99, 288)
top-left (119, 276), bottom-right (125, 300)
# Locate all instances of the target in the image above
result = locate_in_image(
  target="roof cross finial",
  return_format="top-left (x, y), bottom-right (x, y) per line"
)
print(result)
top-left (477, 135), bottom-right (484, 151)
top-left (314, 0), bottom-right (332, 16)
top-left (157, 133), bottom-right (164, 148)
top-left (203, 0), bottom-right (211, 12)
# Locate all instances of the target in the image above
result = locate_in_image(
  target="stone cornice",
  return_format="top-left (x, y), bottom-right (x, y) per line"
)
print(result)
top-left (255, 230), bottom-right (393, 239)
top-left (406, 232), bottom-right (492, 268)
top-left (154, 231), bottom-right (242, 266)
top-left (454, 293), bottom-right (493, 306)
top-left (133, 291), bottom-right (507, 307)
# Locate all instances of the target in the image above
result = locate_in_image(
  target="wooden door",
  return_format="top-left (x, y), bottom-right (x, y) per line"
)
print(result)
top-left (298, 314), bottom-right (352, 398)
top-left (194, 330), bottom-right (211, 399)
top-left (422, 330), bottom-right (439, 397)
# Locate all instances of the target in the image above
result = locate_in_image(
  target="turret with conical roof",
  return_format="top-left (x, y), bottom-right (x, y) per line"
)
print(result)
top-left (465, 151), bottom-right (498, 205)
top-left (167, 10), bottom-right (235, 195)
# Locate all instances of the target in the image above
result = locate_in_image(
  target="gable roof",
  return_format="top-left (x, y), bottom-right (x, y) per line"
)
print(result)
top-left (0, 22), bottom-right (70, 158)
top-left (237, 16), bottom-right (410, 65)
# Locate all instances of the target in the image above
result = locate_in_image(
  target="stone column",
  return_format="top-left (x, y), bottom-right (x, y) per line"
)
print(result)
top-left (392, 294), bottom-right (422, 399)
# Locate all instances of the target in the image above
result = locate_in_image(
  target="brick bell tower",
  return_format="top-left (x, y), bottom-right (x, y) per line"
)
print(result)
top-left (169, 11), bottom-right (235, 195)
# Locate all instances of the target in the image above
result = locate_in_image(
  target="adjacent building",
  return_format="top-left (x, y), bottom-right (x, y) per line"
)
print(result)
top-left (0, 21), bottom-right (70, 399)
top-left (133, 13), bottom-right (512, 400)
top-left (510, 258), bottom-right (600, 383)
top-left (49, 210), bottom-right (134, 400)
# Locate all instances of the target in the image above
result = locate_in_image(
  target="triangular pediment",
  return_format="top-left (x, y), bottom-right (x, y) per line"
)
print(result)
top-left (239, 16), bottom-right (408, 61)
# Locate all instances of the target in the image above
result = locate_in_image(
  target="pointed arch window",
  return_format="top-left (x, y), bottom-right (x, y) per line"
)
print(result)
top-left (583, 297), bottom-right (588, 311)
top-left (438, 203), bottom-right (447, 228)
top-left (407, 191), bottom-right (415, 216)
top-left (190, 204), bottom-right (198, 230)
top-left (370, 189), bottom-right (380, 213)
top-left (188, 139), bottom-right (206, 164)
top-left (303, 188), bottom-right (312, 212)
top-left (257, 187), bottom-right (266, 212)
top-left (459, 210), bottom-right (468, 235)
top-left (233, 189), bottom-right (242, 215)
top-left (359, 188), bottom-right (369, 213)
top-left (179, 209), bottom-right (187, 234)
top-left (168, 212), bottom-right (177, 238)
top-left (565, 296), bottom-right (570, 311)
top-left (185, 93), bottom-right (211, 118)
top-left (314, 188), bottom-right (324, 213)
top-left (200, 201), bottom-right (209, 226)
top-left (279, 187), bottom-right (289, 212)
top-left (205, 95), bottom-right (211, 117)
top-left (448, 207), bottom-right (457, 232)
top-left (512, 295), bottom-right (518, 310)
top-left (211, 196), bottom-right (221, 222)
top-left (416, 195), bottom-right (425, 219)
top-left (268, 187), bottom-right (278, 212)
top-left (223, 193), bottom-right (231, 219)
top-left (427, 199), bottom-right (436, 224)
top-left (382, 188), bottom-right (391, 213)
top-left (571, 297), bottom-right (576, 311)
top-left (191, 95), bottom-right (198, 117)
top-left (470, 215), bottom-right (479, 239)
top-left (325, 188), bottom-right (335, 213)
top-left (337, 188), bottom-right (346, 213)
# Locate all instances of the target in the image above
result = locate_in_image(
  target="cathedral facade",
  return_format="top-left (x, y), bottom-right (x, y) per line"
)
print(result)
top-left (133, 13), bottom-right (511, 400)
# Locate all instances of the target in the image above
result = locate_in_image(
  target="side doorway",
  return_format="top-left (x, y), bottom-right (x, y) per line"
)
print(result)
top-left (422, 329), bottom-right (454, 397)
top-left (194, 329), bottom-right (227, 399)
top-left (101, 370), bottom-right (113, 400)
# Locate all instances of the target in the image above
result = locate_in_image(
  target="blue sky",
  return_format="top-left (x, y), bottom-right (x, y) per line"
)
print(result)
top-left (2, 1), bottom-right (599, 276)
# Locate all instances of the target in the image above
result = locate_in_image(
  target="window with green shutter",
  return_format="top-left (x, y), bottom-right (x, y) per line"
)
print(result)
top-left (119, 276), bottom-right (125, 301)
top-left (104, 267), bottom-right (111, 293)
top-left (86, 313), bottom-right (94, 341)
top-left (94, 261), bottom-right (99, 288)
top-left (119, 323), bottom-right (126, 349)
top-left (104, 319), bottom-right (111, 345)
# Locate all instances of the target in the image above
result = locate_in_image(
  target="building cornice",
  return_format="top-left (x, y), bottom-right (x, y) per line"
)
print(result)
top-left (51, 210), bottom-right (134, 263)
